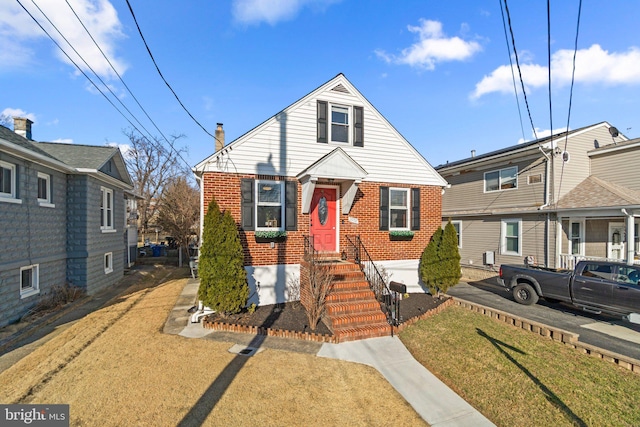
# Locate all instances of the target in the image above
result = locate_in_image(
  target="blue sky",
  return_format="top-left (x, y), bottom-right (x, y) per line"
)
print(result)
top-left (2, 0), bottom-right (640, 169)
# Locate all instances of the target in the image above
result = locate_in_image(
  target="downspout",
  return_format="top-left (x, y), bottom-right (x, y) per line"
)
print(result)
top-left (538, 146), bottom-right (552, 266)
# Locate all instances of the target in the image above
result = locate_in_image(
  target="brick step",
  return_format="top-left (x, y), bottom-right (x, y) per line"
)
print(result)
top-left (326, 300), bottom-right (382, 315)
top-left (333, 323), bottom-right (392, 342)
top-left (332, 270), bottom-right (366, 282)
top-left (327, 311), bottom-right (388, 328)
top-left (330, 280), bottom-right (371, 292)
top-left (326, 289), bottom-right (376, 303)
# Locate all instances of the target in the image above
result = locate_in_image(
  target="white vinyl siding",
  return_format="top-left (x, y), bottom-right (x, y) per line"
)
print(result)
top-left (501, 218), bottom-right (521, 256)
top-left (256, 181), bottom-right (284, 230)
top-left (198, 77), bottom-right (446, 187)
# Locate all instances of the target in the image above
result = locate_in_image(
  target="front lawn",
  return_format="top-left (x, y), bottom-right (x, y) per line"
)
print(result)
top-left (400, 305), bottom-right (640, 427)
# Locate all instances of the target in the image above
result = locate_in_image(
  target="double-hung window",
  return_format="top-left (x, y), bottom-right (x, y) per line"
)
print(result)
top-left (485, 166), bottom-right (518, 192)
top-left (20, 264), bottom-right (39, 298)
top-left (0, 160), bottom-right (20, 203)
top-left (452, 221), bottom-right (462, 248)
top-left (569, 220), bottom-right (584, 255)
top-left (317, 101), bottom-right (364, 147)
top-left (101, 187), bottom-right (114, 231)
top-left (256, 181), bottom-right (283, 230)
top-left (501, 218), bottom-right (521, 255)
top-left (389, 188), bottom-right (409, 229)
top-left (37, 172), bottom-right (54, 207)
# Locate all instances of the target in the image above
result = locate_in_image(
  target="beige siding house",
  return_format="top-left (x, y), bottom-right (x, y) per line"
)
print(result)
top-left (436, 122), bottom-right (640, 278)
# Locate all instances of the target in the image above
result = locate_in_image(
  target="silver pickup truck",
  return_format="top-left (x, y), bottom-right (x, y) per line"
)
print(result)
top-left (498, 260), bottom-right (640, 322)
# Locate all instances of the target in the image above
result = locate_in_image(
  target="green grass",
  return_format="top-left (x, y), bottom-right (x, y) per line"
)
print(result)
top-left (400, 305), bottom-right (640, 427)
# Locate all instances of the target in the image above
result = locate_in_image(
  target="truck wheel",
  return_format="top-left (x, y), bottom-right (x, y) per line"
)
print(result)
top-left (513, 283), bottom-right (539, 305)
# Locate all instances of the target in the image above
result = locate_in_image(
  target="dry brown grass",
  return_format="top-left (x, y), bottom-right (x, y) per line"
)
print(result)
top-left (0, 273), bottom-right (426, 426)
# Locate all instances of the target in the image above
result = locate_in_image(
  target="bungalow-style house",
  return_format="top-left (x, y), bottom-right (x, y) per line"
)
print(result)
top-left (435, 121), bottom-right (640, 280)
top-left (0, 118), bottom-right (134, 328)
top-left (193, 74), bottom-right (447, 339)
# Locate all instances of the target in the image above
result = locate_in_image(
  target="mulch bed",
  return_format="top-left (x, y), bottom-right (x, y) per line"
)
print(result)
top-left (204, 293), bottom-right (449, 336)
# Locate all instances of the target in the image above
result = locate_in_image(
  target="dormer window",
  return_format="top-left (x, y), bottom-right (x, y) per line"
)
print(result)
top-left (484, 166), bottom-right (517, 192)
top-left (317, 101), bottom-right (363, 147)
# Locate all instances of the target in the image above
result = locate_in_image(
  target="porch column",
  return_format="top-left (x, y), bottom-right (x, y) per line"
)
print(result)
top-left (624, 210), bottom-right (635, 265)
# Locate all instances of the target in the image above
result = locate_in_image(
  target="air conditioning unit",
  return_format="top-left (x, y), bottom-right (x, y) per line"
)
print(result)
top-left (484, 251), bottom-right (495, 265)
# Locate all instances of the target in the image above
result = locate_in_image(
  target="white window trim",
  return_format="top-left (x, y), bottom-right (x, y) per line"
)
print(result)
top-left (0, 160), bottom-right (21, 204)
top-left (255, 180), bottom-right (284, 231)
top-left (101, 187), bottom-right (115, 232)
top-left (329, 103), bottom-right (351, 145)
top-left (568, 219), bottom-right (585, 256)
top-left (452, 220), bottom-right (462, 248)
top-left (37, 172), bottom-right (55, 208)
top-left (389, 187), bottom-right (410, 231)
top-left (104, 252), bottom-right (113, 274)
top-left (484, 166), bottom-right (518, 193)
top-left (20, 264), bottom-right (40, 298)
top-left (501, 218), bottom-right (522, 256)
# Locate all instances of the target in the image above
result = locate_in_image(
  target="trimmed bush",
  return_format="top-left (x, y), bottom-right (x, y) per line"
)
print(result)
top-left (420, 220), bottom-right (461, 296)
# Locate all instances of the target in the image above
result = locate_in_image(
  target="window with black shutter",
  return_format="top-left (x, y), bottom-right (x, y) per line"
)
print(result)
top-left (317, 101), bottom-right (328, 143)
top-left (411, 188), bottom-right (420, 230)
top-left (379, 186), bottom-right (389, 231)
top-left (353, 106), bottom-right (363, 147)
top-left (241, 179), bottom-right (255, 230)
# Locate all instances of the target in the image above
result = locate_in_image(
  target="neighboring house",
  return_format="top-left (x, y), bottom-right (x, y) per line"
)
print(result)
top-left (193, 73), bottom-right (448, 308)
top-left (436, 122), bottom-right (640, 279)
top-left (0, 118), bottom-right (134, 327)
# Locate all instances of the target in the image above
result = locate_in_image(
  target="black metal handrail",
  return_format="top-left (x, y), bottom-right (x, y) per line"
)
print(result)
top-left (345, 235), bottom-right (399, 334)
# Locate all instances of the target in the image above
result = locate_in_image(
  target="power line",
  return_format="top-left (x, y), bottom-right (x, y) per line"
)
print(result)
top-left (498, 0), bottom-right (526, 144)
top-left (124, 0), bottom-right (223, 148)
top-left (556, 0), bottom-right (583, 203)
top-left (503, 0), bottom-right (539, 141)
top-left (63, 0), bottom-right (191, 170)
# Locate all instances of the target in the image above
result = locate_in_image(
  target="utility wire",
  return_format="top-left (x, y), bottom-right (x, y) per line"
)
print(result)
top-left (124, 0), bottom-right (223, 148)
top-left (499, 0), bottom-right (526, 144)
top-left (27, 0), bottom-right (160, 141)
top-left (503, 0), bottom-right (538, 142)
top-left (63, 0), bottom-right (191, 170)
top-left (556, 0), bottom-right (583, 203)
top-left (16, 0), bottom-right (150, 141)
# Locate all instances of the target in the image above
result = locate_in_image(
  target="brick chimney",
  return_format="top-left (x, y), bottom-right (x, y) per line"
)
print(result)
top-left (215, 123), bottom-right (224, 152)
top-left (13, 117), bottom-right (33, 140)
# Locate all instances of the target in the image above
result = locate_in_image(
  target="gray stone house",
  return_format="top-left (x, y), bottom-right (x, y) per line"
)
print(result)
top-left (0, 118), bottom-right (134, 327)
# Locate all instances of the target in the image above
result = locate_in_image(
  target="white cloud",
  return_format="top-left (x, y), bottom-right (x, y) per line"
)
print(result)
top-left (107, 141), bottom-right (131, 156)
top-left (0, 0), bottom-right (127, 79)
top-left (472, 44), bottom-right (640, 99)
top-left (375, 19), bottom-right (482, 70)
top-left (1, 107), bottom-right (37, 123)
top-left (232, 0), bottom-right (340, 26)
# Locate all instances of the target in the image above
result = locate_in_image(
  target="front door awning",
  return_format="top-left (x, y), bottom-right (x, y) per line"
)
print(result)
top-left (296, 147), bottom-right (368, 214)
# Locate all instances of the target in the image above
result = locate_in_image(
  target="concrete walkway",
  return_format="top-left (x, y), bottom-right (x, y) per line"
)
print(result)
top-left (173, 279), bottom-right (494, 427)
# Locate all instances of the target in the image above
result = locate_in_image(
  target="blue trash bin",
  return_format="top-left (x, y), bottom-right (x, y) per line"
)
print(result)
top-left (152, 245), bottom-right (162, 257)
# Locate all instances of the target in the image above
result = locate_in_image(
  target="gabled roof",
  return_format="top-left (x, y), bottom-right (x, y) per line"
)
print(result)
top-left (555, 176), bottom-right (640, 210)
top-left (37, 142), bottom-right (118, 170)
top-left (193, 73), bottom-right (448, 187)
top-left (296, 147), bottom-right (367, 181)
top-left (435, 122), bottom-right (622, 171)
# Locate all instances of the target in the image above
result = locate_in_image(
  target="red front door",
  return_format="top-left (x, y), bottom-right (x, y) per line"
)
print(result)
top-left (310, 188), bottom-right (337, 252)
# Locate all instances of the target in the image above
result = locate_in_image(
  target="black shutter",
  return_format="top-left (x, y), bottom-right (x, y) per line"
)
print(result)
top-left (411, 188), bottom-right (420, 231)
top-left (285, 180), bottom-right (297, 231)
top-left (353, 106), bottom-right (363, 147)
top-left (241, 178), bottom-right (255, 231)
top-left (379, 186), bottom-right (389, 231)
top-left (317, 100), bottom-right (328, 143)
